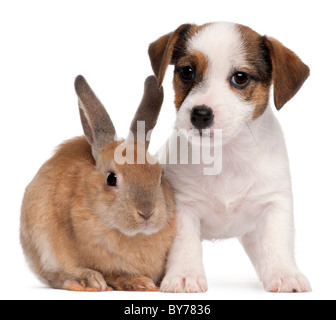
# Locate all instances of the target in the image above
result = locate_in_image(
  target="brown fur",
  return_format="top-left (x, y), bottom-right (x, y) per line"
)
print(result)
top-left (149, 22), bottom-right (310, 120)
top-left (237, 25), bottom-right (273, 119)
top-left (21, 137), bottom-right (176, 291)
top-left (148, 24), bottom-right (208, 87)
top-left (238, 24), bottom-right (310, 113)
top-left (20, 76), bottom-right (176, 292)
top-left (264, 37), bottom-right (310, 110)
top-left (129, 77), bottom-right (164, 148)
top-left (173, 50), bottom-right (208, 109)
top-left (236, 25), bottom-right (310, 116)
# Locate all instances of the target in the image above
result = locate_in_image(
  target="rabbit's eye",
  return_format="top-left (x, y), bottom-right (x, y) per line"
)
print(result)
top-left (107, 172), bottom-right (117, 187)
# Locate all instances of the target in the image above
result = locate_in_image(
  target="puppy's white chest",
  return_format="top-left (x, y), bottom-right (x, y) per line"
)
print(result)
top-left (198, 173), bottom-right (258, 240)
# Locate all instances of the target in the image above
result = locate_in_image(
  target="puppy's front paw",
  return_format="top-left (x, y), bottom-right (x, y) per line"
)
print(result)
top-left (263, 271), bottom-right (312, 293)
top-left (160, 273), bottom-right (208, 293)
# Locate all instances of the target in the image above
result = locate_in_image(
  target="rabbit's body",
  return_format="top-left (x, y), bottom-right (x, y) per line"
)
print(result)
top-left (21, 76), bottom-right (176, 291)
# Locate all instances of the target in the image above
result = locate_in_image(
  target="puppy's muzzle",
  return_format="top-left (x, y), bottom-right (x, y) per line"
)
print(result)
top-left (190, 105), bottom-right (214, 129)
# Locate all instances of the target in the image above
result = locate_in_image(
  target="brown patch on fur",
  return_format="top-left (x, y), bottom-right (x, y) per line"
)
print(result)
top-left (264, 37), bottom-right (310, 109)
top-left (234, 79), bottom-right (271, 120)
top-left (238, 24), bottom-right (310, 113)
top-left (173, 50), bottom-right (209, 109)
top-left (148, 24), bottom-right (197, 86)
top-left (237, 25), bottom-right (273, 119)
top-left (148, 24), bottom-right (209, 87)
top-left (251, 84), bottom-right (272, 120)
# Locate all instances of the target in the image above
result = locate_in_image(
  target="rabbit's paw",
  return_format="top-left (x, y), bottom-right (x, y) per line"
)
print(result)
top-left (63, 269), bottom-right (111, 292)
top-left (110, 275), bottom-right (159, 292)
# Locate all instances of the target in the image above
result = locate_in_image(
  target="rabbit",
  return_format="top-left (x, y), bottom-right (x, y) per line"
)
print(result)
top-left (20, 75), bottom-right (176, 292)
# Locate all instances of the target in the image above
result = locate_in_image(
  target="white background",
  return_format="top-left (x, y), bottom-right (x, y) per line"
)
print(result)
top-left (1, 0), bottom-right (335, 300)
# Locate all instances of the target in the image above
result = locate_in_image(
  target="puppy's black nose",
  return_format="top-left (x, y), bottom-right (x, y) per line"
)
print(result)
top-left (190, 105), bottom-right (214, 129)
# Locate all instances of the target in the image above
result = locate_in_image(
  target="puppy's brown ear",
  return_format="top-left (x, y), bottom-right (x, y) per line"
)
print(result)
top-left (148, 24), bottom-right (196, 86)
top-left (264, 37), bottom-right (310, 110)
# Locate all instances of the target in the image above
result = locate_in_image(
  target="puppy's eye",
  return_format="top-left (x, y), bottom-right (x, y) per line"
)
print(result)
top-left (231, 72), bottom-right (250, 88)
top-left (107, 172), bottom-right (117, 187)
top-left (179, 66), bottom-right (195, 82)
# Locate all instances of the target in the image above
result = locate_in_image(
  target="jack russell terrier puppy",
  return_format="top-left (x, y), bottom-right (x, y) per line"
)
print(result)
top-left (148, 22), bottom-right (311, 293)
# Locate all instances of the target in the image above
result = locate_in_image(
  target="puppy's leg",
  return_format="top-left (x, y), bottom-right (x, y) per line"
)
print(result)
top-left (240, 200), bottom-right (311, 292)
top-left (160, 205), bottom-right (208, 293)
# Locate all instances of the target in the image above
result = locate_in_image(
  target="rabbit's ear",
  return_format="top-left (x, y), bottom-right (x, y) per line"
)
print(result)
top-left (128, 76), bottom-right (164, 150)
top-left (74, 75), bottom-right (116, 157)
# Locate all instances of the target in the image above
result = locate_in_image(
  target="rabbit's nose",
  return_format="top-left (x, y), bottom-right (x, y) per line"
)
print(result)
top-left (137, 211), bottom-right (155, 221)
top-left (137, 201), bottom-right (155, 220)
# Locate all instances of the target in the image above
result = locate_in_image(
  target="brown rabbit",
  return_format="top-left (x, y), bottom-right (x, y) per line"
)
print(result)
top-left (20, 75), bottom-right (176, 292)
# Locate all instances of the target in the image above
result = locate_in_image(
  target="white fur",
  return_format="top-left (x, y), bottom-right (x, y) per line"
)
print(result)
top-left (159, 22), bottom-right (311, 293)
top-left (33, 232), bottom-right (60, 274)
top-left (176, 23), bottom-right (252, 142)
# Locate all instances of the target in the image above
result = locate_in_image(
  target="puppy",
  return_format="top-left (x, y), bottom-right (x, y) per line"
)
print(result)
top-left (148, 22), bottom-right (311, 292)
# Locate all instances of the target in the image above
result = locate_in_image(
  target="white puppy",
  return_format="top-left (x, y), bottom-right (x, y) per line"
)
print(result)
top-left (148, 22), bottom-right (311, 293)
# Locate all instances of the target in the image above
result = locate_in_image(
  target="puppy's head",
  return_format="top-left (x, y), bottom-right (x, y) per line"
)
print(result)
top-left (148, 22), bottom-right (309, 142)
